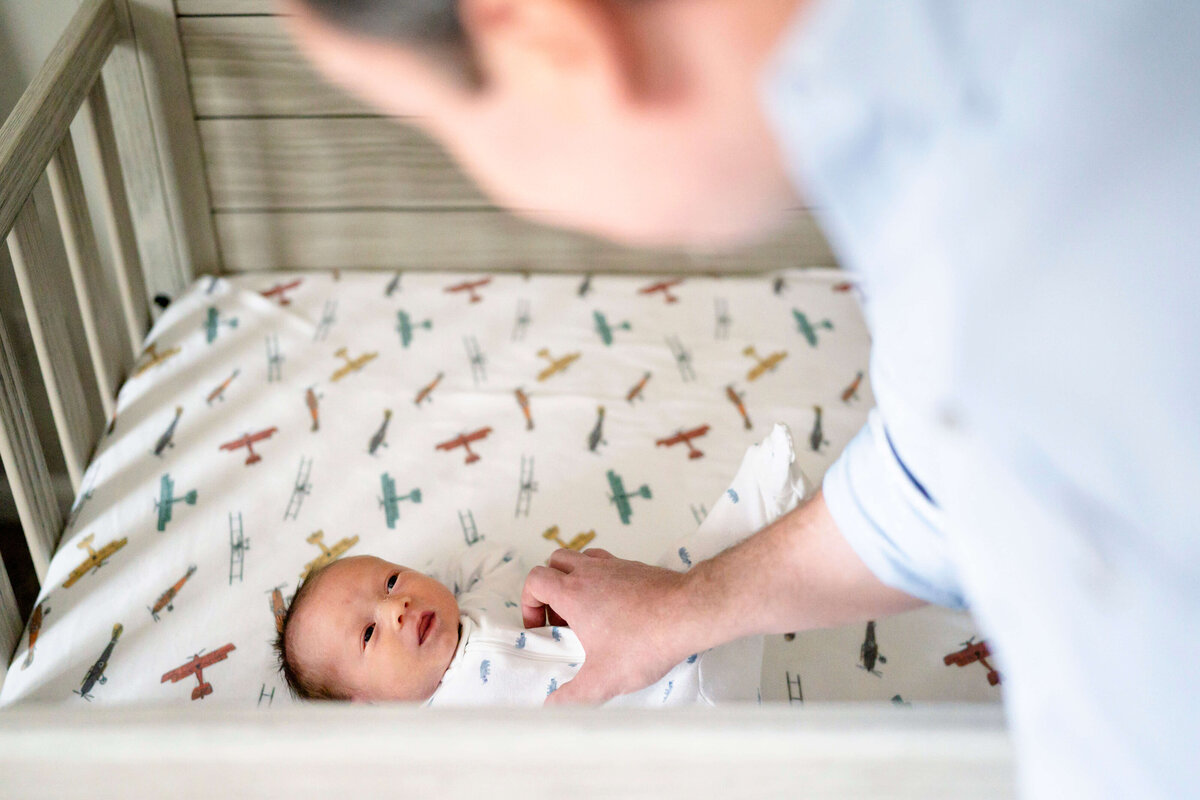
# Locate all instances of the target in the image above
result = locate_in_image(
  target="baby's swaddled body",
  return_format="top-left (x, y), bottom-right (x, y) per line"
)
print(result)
top-left (427, 423), bottom-right (808, 707)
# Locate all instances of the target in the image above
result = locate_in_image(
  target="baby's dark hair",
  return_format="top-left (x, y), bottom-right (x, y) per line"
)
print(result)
top-left (273, 562), bottom-right (347, 701)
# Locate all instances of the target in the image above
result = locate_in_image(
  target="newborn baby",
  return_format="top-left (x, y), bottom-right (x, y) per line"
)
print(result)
top-left (276, 423), bottom-right (808, 705)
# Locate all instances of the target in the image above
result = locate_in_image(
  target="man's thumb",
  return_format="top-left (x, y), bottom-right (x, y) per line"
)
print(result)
top-left (544, 666), bottom-right (613, 707)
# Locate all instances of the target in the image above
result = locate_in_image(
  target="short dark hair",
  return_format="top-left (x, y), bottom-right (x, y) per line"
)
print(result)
top-left (273, 561), bottom-right (348, 701)
top-left (295, 0), bottom-right (484, 88)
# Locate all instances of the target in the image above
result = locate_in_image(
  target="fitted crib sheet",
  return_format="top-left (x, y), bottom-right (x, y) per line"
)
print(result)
top-left (1, 268), bottom-right (1001, 707)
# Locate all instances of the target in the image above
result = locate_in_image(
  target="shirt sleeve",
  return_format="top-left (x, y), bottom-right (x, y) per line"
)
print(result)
top-left (822, 408), bottom-right (967, 609)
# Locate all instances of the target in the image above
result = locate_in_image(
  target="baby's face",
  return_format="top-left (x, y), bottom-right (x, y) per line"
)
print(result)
top-left (290, 556), bottom-right (460, 701)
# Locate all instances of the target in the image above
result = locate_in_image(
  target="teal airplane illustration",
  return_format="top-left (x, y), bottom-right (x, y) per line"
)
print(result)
top-left (593, 310), bottom-right (631, 346)
top-left (155, 473), bottom-right (198, 532)
top-left (203, 306), bottom-right (238, 344)
top-left (792, 310), bottom-right (833, 347)
top-left (396, 310), bottom-right (432, 348)
top-left (605, 469), bottom-right (652, 525)
top-left (379, 473), bottom-right (422, 529)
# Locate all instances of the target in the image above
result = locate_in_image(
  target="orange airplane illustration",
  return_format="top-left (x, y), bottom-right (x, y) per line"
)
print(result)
top-left (656, 424), bottom-right (711, 460)
top-left (841, 370), bottom-right (865, 403)
top-left (444, 277), bottom-right (492, 303)
top-left (331, 347), bottom-right (378, 382)
top-left (301, 530), bottom-right (359, 579)
top-left (542, 525), bottom-right (597, 552)
top-left (305, 386), bottom-right (321, 431)
top-left (944, 638), bottom-right (1002, 686)
top-left (415, 372), bottom-right (444, 406)
top-left (161, 643), bottom-right (236, 700)
top-left (267, 584), bottom-right (287, 633)
top-left (21, 601), bottom-right (50, 669)
top-left (536, 348), bottom-right (581, 382)
top-left (206, 368), bottom-right (240, 405)
top-left (638, 278), bottom-right (684, 304)
top-left (832, 281), bottom-right (855, 293)
top-left (742, 345), bottom-right (788, 381)
top-left (626, 371), bottom-right (652, 404)
top-left (149, 564), bottom-right (197, 621)
top-left (725, 384), bottom-right (752, 430)
top-left (133, 342), bottom-right (181, 377)
top-left (515, 387), bottom-right (534, 430)
top-left (218, 426), bottom-right (279, 465)
top-left (63, 533), bottom-right (128, 589)
top-left (436, 427), bottom-right (493, 464)
top-left (260, 279), bottom-right (302, 305)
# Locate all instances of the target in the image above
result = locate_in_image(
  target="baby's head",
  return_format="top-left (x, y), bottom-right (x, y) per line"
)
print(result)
top-left (275, 555), bottom-right (460, 701)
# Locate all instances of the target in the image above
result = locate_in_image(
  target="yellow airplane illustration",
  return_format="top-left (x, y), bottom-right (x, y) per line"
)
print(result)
top-left (63, 533), bottom-right (129, 589)
top-left (133, 343), bottom-right (181, 377)
top-left (742, 345), bottom-right (788, 382)
top-left (536, 348), bottom-right (581, 382)
top-left (542, 525), bottom-right (597, 552)
top-left (331, 347), bottom-right (378, 382)
top-left (300, 530), bottom-right (360, 580)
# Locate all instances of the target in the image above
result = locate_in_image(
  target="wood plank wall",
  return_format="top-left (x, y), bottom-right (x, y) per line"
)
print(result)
top-left (175, 3), bottom-right (836, 274)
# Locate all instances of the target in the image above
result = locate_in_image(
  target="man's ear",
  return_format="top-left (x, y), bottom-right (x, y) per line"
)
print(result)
top-left (457, 0), bottom-right (638, 110)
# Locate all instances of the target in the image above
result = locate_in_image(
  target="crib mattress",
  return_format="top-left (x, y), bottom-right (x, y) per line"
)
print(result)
top-left (0, 268), bottom-right (1000, 707)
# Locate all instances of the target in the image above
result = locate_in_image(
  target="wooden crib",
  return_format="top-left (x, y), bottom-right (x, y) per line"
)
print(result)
top-left (0, 0), bottom-right (1012, 796)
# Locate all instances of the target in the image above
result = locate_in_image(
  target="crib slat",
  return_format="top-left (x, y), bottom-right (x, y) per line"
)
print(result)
top-left (6, 195), bottom-right (100, 492)
top-left (0, 312), bottom-right (62, 580)
top-left (0, 547), bottom-right (21, 690)
top-left (82, 77), bottom-right (150, 361)
top-left (47, 133), bottom-right (118, 420)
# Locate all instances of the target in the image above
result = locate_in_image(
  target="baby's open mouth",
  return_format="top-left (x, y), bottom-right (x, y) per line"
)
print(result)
top-left (417, 611), bottom-right (435, 646)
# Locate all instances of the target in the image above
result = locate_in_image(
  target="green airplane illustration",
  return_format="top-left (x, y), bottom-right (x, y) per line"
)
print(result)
top-left (203, 306), bottom-right (238, 344)
top-left (379, 473), bottom-right (422, 529)
top-left (605, 469), bottom-right (652, 525)
top-left (593, 310), bottom-right (631, 346)
top-left (155, 473), bottom-right (198, 532)
top-left (792, 309), bottom-right (834, 347)
top-left (396, 310), bottom-right (432, 348)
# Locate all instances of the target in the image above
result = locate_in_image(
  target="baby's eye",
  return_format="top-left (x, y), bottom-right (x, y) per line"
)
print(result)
top-left (386, 573), bottom-right (398, 592)
top-left (363, 624), bottom-right (375, 646)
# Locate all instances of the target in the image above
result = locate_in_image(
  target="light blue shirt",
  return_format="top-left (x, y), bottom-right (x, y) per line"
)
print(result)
top-left (760, 2), bottom-right (1200, 798)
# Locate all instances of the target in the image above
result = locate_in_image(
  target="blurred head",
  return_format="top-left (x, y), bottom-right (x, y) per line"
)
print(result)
top-left (277, 556), bottom-right (460, 702)
top-left (279, 0), bottom-right (806, 248)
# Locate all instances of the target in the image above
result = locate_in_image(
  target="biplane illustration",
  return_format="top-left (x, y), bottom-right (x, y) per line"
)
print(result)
top-left (21, 601), bottom-right (50, 669)
top-left (587, 406), bottom-right (606, 453)
top-left (267, 584), bottom-right (288, 633)
top-left (773, 276), bottom-right (788, 295)
top-left (512, 299), bottom-right (531, 341)
top-left (160, 643), bottom-right (236, 701)
top-left (132, 342), bottom-right (180, 377)
top-left (785, 671), bottom-right (803, 704)
top-left (259, 685), bottom-right (276, 707)
top-left (606, 469), bottom-right (652, 525)
top-left (202, 306), bottom-right (238, 344)
top-left (260, 278), bottom-right (302, 305)
top-left (368, 409), bottom-right (392, 455)
top-left (305, 386), bottom-right (321, 431)
top-left (514, 455), bottom-right (537, 517)
top-left (436, 427), bottom-right (493, 465)
top-left (459, 509), bottom-right (482, 546)
top-left (725, 384), bottom-right (752, 430)
top-left (415, 372), bottom-right (444, 406)
top-left (206, 368), bottom-right (240, 405)
top-left (626, 371), bottom-right (652, 404)
top-left (514, 387), bottom-right (534, 430)
top-left (713, 298), bottom-right (731, 340)
top-left (331, 347), bottom-right (377, 382)
top-left (665, 335), bottom-right (696, 381)
top-left (314, 299), bottom-right (338, 342)
top-left (577, 273), bottom-right (593, 297)
top-left (155, 473), bottom-right (198, 532)
top-left (283, 456), bottom-right (313, 521)
top-left (638, 277), bottom-right (683, 304)
top-left (742, 345), bottom-right (788, 382)
top-left (219, 426), bottom-right (279, 466)
top-left (593, 310), bottom-right (631, 346)
top-left (536, 348), bottom-right (580, 382)
top-left (793, 309), bottom-right (834, 347)
top-left (205, 275), bottom-right (220, 294)
top-left (444, 277), bottom-right (492, 303)
top-left (265, 334), bottom-right (284, 382)
top-left (542, 525), bottom-right (596, 552)
top-left (384, 271), bottom-right (402, 297)
top-left (842, 370), bottom-right (865, 403)
top-left (943, 638), bottom-right (1002, 686)
top-left (152, 406), bottom-right (183, 457)
top-left (76, 623), bottom-right (122, 700)
top-left (463, 336), bottom-right (487, 384)
top-left (301, 530), bottom-right (360, 580)
top-left (149, 564), bottom-right (197, 621)
top-left (229, 512), bottom-right (249, 584)
top-left (379, 472), bottom-right (421, 529)
top-left (65, 465), bottom-right (98, 530)
top-left (809, 406), bottom-right (828, 453)
top-left (63, 533), bottom-right (128, 588)
top-left (656, 424), bottom-right (711, 460)
top-left (396, 309), bottom-right (432, 348)
top-left (858, 620), bottom-right (887, 677)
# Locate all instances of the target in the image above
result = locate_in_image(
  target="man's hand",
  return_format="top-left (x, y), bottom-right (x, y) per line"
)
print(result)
top-left (521, 548), bottom-right (696, 706)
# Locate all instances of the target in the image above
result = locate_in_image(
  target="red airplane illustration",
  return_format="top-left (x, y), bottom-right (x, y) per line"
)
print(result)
top-left (219, 426), bottom-right (279, 465)
top-left (638, 278), bottom-right (684, 304)
top-left (161, 643), bottom-right (236, 700)
top-left (655, 424), bottom-right (711, 460)
top-left (435, 427), bottom-right (493, 464)
top-left (943, 638), bottom-right (1002, 686)
top-left (444, 277), bottom-right (492, 303)
top-left (260, 279), bottom-right (302, 305)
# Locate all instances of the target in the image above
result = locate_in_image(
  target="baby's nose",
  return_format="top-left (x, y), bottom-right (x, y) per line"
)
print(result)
top-left (391, 595), bottom-right (411, 626)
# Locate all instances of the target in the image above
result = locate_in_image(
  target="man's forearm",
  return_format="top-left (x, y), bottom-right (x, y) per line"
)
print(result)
top-left (674, 488), bottom-right (927, 653)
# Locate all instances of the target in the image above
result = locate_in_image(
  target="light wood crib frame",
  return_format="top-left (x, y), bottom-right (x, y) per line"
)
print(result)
top-left (0, 1), bottom-right (1013, 796)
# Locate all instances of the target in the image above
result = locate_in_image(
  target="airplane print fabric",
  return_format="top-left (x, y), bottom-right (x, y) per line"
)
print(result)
top-left (0, 269), bottom-right (1000, 708)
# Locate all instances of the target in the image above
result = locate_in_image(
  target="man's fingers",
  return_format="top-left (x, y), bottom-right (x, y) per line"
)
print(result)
top-left (582, 548), bottom-right (615, 559)
top-left (547, 548), bottom-right (587, 573)
top-left (521, 565), bottom-right (565, 629)
top-left (544, 666), bottom-right (615, 707)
